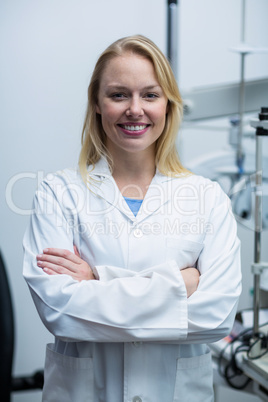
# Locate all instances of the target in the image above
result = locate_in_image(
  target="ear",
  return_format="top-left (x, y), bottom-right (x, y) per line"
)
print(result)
top-left (96, 104), bottom-right (101, 114)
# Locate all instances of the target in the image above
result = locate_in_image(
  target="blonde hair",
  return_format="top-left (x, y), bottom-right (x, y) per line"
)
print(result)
top-left (79, 35), bottom-right (190, 182)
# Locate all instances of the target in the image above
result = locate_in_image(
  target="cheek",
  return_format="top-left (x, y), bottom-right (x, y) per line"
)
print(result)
top-left (152, 104), bottom-right (168, 127)
top-left (99, 103), bottom-right (123, 123)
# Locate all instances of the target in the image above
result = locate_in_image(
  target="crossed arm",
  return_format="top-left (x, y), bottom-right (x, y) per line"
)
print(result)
top-left (36, 247), bottom-right (200, 298)
top-left (24, 179), bottom-right (241, 344)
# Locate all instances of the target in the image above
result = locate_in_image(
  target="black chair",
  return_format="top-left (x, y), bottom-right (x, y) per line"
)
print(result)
top-left (0, 251), bottom-right (44, 402)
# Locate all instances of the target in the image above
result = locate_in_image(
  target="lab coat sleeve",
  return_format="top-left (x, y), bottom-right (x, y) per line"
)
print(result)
top-left (23, 181), bottom-right (188, 343)
top-left (181, 183), bottom-right (242, 344)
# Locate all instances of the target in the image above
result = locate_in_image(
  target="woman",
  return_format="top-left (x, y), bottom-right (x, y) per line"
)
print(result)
top-left (23, 35), bottom-right (241, 402)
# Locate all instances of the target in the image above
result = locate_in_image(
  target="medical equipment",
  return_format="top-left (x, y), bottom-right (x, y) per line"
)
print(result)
top-left (183, 0), bottom-right (268, 232)
top-left (215, 107), bottom-right (268, 394)
top-left (250, 109), bottom-right (268, 338)
top-left (227, 0), bottom-right (268, 175)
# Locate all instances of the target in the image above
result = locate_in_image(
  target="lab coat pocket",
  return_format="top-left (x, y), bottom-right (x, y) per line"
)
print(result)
top-left (166, 239), bottom-right (203, 269)
top-left (173, 349), bottom-right (214, 402)
top-left (42, 343), bottom-right (94, 402)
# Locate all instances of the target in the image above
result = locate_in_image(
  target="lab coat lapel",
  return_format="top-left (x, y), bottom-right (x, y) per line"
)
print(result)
top-left (96, 176), bottom-right (137, 222)
top-left (137, 171), bottom-right (173, 222)
top-left (89, 157), bottom-right (173, 222)
top-left (89, 158), bottom-right (137, 222)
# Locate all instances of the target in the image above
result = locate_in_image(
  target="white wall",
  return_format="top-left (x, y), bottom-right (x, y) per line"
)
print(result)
top-left (0, 1), bottom-right (268, 401)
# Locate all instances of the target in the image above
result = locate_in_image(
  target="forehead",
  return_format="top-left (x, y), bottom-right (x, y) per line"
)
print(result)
top-left (99, 53), bottom-right (159, 88)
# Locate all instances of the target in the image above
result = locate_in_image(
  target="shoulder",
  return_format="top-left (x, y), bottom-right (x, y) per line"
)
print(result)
top-left (32, 167), bottom-right (88, 214)
top-left (37, 167), bottom-right (86, 198)
top-left (169, 173), bottom-right (230, 211)
top-left (41, 167), bottom-right (83, 187)
top-left (171, 173), bottom-right (223, 195)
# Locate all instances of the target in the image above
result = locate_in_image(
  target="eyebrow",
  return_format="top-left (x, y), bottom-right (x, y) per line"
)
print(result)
top-left (105, 84), bottom-right (162, 91)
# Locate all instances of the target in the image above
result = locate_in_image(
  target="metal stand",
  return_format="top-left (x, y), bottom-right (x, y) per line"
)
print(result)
top-left (237, 0), bottom-right (247, 174)
top-left (167, 0), bottom-right (179, 81)
top-left (250, 107), bottom-right (268, 337)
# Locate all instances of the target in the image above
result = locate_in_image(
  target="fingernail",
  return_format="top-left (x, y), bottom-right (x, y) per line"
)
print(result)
top-left (43, 249), bottom-right (49, 253)
top-left (36, 254), bottom-right (42, 259)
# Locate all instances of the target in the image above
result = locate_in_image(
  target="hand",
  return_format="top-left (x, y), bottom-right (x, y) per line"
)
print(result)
top-left (180, 267), bottom-right (200, 298)
top-left (36, 246), bottom-right (96, 281)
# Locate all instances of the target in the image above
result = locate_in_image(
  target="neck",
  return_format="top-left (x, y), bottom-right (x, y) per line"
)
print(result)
top-left (114, 153), bottom-right (155, 176)
top-left (109, 151), bottom-right (156, 199)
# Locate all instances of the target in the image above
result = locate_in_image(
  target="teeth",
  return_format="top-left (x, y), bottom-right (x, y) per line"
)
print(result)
top-left (122, 125), bottom-right (147, 131)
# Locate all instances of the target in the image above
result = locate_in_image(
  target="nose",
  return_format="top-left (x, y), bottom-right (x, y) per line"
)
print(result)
top-left (126, 96), bottom-right (144, 118)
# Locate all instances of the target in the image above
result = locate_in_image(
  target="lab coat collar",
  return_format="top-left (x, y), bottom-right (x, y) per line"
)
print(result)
top-left (89, 156), bottom-right (171, 183)
top-left (87, 156), bottom-right (174, 222)
top-left (88, 156), bottom-right (112, 178)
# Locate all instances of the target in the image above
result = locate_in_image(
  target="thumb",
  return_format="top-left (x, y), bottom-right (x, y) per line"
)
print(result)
top-left (73, 245), bottom-right (81, 258)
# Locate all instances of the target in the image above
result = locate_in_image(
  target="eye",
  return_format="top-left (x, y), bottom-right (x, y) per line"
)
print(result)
top-left (144, 93), bottom-right (159, 100)
top-left (110, 93), bottom-right (127, 100)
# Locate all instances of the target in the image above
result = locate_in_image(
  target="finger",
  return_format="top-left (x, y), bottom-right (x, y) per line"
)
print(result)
top-left (37, 253), bottom-right (78, 273)
top-left (42, 263), bottom-right (82, 282)
top-left (43, 267), bottom-right (58, 276)
top-left (42, 248), bottom-right (81, 264)
top-left (43, 266), bottom-right (80, 281)
top-left (37, 259), bottom-right (74, 275)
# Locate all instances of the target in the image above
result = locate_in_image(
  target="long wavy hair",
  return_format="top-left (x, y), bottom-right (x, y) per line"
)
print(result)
top-left (79, 35), bottom-right (190, 182)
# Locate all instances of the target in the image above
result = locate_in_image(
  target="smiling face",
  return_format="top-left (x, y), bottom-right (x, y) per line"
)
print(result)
top-left (96, 52), bottom-right (168, 161)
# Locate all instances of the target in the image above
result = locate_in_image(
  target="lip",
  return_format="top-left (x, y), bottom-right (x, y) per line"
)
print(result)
top-left (117, 123), bottom-right (151, 136)
top-left (119, 122), bottom-right (150, 126)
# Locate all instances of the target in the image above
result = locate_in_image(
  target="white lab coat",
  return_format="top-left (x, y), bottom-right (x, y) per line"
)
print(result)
top-left (23, 157), bottom-right (242, 402)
